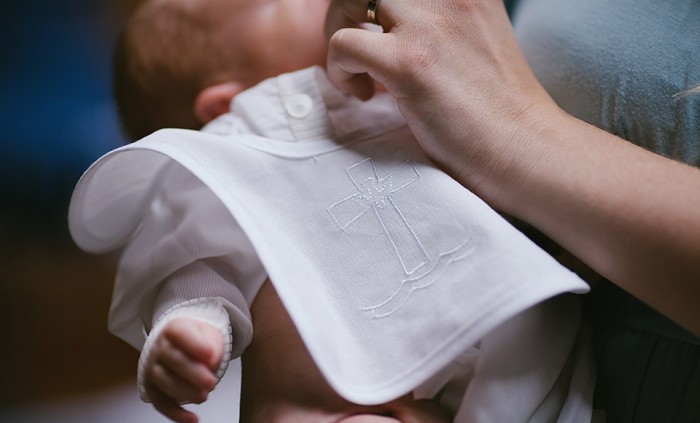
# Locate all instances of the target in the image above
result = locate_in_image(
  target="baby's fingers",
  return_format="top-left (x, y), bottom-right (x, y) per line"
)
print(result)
top-left (148, 385), bottom-right (199, 423)
top-left (160, 341), bottom-right (218, 392)
top-left (149, 361), bottom-right (211, 405)
top-left (165, 318), bottom-right (224, 369)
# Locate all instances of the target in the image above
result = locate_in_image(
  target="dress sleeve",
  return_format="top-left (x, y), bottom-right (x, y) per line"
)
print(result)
top-left (150, 259), bottom-right (255, 359)
top-left (107, 163), bottom-right (266, 355)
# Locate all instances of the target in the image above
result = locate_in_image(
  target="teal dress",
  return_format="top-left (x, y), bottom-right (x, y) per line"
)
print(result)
top-left (510, 0), bottom-right (700, 421)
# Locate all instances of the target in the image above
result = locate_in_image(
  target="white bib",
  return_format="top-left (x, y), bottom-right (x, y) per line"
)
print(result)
top-left (69, 67), bottom-right (589, 404)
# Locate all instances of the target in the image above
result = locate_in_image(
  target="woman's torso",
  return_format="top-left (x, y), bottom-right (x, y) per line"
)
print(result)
top-left (511, 0), bottom-right (700, 421)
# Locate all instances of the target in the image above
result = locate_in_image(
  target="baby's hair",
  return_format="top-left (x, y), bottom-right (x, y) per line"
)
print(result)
top-left (113, 0), bottom-right (245, 141)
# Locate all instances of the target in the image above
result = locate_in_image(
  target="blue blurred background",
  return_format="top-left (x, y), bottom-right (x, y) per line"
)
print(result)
top-left (1, 0), bottom-right (137, 409)
top-left (1, 1), bottom-right (126, 236)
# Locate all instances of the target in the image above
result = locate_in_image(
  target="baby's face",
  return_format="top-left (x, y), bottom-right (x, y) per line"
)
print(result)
top-left (215, 0), bottom-right (331, 85)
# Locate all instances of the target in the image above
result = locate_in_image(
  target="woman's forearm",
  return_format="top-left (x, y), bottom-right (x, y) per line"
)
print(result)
top-left (489, 105), bottom-right (700, 335)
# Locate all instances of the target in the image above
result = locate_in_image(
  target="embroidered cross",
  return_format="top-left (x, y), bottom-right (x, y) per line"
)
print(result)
top-left (328, 158), bottom-right (429, 275)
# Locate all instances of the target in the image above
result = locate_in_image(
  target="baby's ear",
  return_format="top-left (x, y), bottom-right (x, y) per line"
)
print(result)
top-left (194, 81), bottom-right (244, 124)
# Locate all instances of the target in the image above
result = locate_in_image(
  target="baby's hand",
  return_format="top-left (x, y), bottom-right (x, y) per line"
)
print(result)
top-left (142, 318), bottom-right (224, 423)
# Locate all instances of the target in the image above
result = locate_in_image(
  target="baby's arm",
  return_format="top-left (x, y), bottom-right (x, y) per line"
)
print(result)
top-left (138, 299), bottom-right (232, 423)
top-left (100, 168), bottom-right (263, 421)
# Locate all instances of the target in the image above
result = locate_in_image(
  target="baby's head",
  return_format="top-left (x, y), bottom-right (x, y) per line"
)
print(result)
top-left (114, 0), bottom-right (329, 141)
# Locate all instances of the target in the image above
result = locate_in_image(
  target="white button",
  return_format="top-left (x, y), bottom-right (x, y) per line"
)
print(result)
top-left (284, 94), bottom-right (313, 119)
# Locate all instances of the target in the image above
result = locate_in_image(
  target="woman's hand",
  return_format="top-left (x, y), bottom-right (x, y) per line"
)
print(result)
top-left (325, 0), bottom-right (556, 198)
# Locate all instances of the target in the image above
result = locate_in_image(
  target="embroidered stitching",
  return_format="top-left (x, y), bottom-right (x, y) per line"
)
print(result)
top-left (327, 158), bottom-right (429, 274)
top-left (362, 239), bottom-right (476, 318)
top-left (328, 158), bottom-right (478, 318)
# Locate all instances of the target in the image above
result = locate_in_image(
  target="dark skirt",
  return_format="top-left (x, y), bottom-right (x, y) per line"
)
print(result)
top-left (586, 282), bottom-right (700, 422)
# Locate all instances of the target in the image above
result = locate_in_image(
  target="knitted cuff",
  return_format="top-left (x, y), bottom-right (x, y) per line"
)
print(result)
top-left (136, 297), bottom-right (233, 403)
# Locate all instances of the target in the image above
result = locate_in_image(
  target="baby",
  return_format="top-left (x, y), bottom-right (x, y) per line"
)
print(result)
top-left (69, 0), bottom-right (594, 422)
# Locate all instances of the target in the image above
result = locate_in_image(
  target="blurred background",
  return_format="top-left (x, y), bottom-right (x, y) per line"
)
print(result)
top-left (0, 1), bottom-right (239, 421)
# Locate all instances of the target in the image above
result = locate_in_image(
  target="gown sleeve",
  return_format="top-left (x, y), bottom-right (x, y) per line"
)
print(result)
top-left (107, 163), bottom-right (266, 358)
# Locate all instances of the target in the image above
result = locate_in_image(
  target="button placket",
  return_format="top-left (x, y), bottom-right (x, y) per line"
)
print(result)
top-left (284, 93), bottom-right (314, 119)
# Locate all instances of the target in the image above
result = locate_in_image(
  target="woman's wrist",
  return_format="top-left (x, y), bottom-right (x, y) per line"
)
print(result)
top-left (448, 91), bottom-right (567, 215)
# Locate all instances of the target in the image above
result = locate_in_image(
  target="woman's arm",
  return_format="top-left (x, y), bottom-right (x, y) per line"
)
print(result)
top-left (505, 103), bottom-right (700, 336)
top-left (325, 0), bottom-right (700, 334)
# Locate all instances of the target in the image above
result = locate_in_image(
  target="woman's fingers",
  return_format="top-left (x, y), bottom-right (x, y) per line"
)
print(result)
top-left (325, 0), bottom-right (412, 36)
top-left (327, 28), bottom-right (388, 99)
top-left (325, 0), bottom-right (453, 99)
top-left (324, 0), bottom-right (366, 39)
top-left (325, 0), bottom-right (411, 98)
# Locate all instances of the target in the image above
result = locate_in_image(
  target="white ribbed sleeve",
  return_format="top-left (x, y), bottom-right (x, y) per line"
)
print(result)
top-left (151, 260), bottom-right (254, 359)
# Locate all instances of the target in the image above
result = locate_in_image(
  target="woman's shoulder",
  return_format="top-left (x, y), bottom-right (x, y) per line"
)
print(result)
top-left (512, 0), bottom-right (700, 166)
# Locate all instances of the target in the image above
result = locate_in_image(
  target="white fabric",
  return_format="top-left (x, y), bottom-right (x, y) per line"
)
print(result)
top-left (69, 67), bottom-right (592, 418)
top-left (137, 298), bottom-right (232, 402)
top-left (452, 295), bottom-right (594, 423)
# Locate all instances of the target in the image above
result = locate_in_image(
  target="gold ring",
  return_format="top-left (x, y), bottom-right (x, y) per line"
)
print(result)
top-left (367, 0), bottom-right (380, 24)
